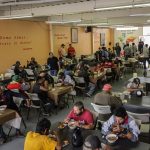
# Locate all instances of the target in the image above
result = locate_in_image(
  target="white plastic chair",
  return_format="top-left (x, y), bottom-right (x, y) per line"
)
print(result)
top-left (91, 103), bottom-right (111, 114)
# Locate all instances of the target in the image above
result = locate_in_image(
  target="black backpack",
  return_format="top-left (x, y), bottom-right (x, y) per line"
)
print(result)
top-left (71, 127), bottom-right (83, 147)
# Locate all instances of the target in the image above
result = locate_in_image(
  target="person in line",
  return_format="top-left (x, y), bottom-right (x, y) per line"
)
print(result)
top-left (47, 52), bottom-right (59, 76)
top-left (102, 106), bottom-right (140, 142)
top-left (94, 84), bottom-right (122, 113)
top-left (27, 57), bottom-right (38, 70)
top-left (67, 43), bottom-right (76, 59)
top-left (64, 101), bottom-right (94, 129)
top-left (14, 61), bottom-right (21, 75)
top-left (115, 43), bottom-right (121, 57)
top-left (24, 118), bottom-right (61, 150)
top-left (58, 44), bottom-right (67, 58)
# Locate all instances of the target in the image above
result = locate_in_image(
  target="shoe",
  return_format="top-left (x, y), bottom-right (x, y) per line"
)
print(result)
top-left (85, 93), bottom-right (91, 97)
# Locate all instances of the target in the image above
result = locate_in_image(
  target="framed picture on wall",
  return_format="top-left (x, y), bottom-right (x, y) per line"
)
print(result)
top-left (100, 33), bottom-right (105, 46)
top-left (71, 28), bottom-right (78, 43)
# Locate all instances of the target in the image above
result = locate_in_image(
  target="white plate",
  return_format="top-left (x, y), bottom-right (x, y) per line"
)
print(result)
top-left (106, 134), bottom-right (118, 144)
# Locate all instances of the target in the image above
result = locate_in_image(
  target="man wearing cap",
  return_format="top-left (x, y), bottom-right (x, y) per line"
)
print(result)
top-left (58, 44), bottom-right (67, 58)
top-left (94, 84), bottom-right (122, 113)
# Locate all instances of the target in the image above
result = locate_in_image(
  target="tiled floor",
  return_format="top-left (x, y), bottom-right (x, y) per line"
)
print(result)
top-left (1, 68), bottom-right (150, 149)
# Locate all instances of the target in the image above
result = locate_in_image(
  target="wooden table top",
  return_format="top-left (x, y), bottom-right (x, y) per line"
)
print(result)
top-left (0, 109), bottom-right (16, 125)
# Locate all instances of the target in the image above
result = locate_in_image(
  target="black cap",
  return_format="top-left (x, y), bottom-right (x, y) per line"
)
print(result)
top-left (83, 135), bottom-right (101, 149)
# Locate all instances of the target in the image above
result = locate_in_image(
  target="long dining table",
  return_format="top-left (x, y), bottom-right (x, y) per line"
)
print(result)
top-left (0, 109), bottom-right (16, 125)
top-left (48, 85), bottom-right (72, 105)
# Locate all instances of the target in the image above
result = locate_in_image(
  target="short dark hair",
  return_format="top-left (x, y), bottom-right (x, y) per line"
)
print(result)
top-left (36, 118), bottom-right (51, 134)
top-left (114, 107), bottom-right (127, 119)
top-left (74, 101), bottom-right (84, 110)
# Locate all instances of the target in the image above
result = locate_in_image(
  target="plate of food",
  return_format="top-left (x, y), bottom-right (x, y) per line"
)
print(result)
top-left (106, 134), bottom-right (118, 144)
top-left (68, 122), bottom-right (76, 130)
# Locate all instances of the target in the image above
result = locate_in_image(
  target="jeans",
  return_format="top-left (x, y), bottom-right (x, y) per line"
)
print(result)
top-left (87, 82), bottom-right (96, 96)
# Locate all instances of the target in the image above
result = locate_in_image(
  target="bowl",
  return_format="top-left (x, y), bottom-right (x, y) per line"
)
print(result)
top-left (106, 134), bottom-right (118, 144)
top-left (68, 122), bottom-right (76, 130)
top-left (0, 105), bottom-right (7, 111)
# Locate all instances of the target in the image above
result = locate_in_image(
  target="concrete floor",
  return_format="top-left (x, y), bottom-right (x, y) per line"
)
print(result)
top-left (1, 68), bottom-right (150, 149)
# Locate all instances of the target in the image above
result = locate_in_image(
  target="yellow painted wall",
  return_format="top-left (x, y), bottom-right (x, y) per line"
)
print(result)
top-left (93, 28), bottom-right (114, 53)
top-left (0, 20), bottom-right (50, 73)
top-left (52, 25), bottom-right (92, 57)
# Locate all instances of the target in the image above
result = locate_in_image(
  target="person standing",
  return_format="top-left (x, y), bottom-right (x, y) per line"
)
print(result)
top-left (67, 44), bottom-right (76, 59)
top-left (131, 43), bottom-right (137, 56)
top-left (58, 44), bottom-right (67, 58)
top-left (47, 52), bottom-right (59, 76)
top-left (124, 44), bottom-right (131, 60)
top-left (115, 43), bottom-right (121, 57)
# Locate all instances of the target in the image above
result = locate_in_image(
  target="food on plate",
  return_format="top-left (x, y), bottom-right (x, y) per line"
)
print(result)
top-left (106, 134), bottom-right (118, 143)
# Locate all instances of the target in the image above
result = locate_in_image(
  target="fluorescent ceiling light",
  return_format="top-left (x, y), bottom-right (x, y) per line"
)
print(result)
top-left (134, 3), bottom-right (150, 7)
top-left (130, 13), bottom-right (150, 17)
top-left (77, 23), bottom-right (108, 26)
top-left (0, 15), bottom-right (33, 20)
top-left (94, 5), bottom-right (132, 11)
top-left (94, 3), bottom-right (150, 11)
top-left (46, 19), bottom-right (81, 24)
top-left (116, 27), bottom-right (138, 30)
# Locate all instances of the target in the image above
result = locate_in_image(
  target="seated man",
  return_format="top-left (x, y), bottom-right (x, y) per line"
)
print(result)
top-left (24, 118), bottom-right (61, 150)
top-left (94, 84), bottom-right (122, 113)
top-left (127, 78), bottom-right (143, 95)
top-left (64, 101), bottom-right (94, 129)
top-left (102, 106), bottom-right (140, 142)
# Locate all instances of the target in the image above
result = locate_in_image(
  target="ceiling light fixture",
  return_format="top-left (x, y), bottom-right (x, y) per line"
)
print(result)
top-left (45, 19), bottom-right (81, 24)
top-left (0, 14), bottom-right (33, 20)
top-left (116, 27), bottom-right (138, 30)
top-left (130, 13), bottom-right (150, 17)
top-left (94, 2), bottom-right (150, 11)
top-left (77, 22), bottom-right (108, 26)
top-left (94, 5), bottom-right (132, 11)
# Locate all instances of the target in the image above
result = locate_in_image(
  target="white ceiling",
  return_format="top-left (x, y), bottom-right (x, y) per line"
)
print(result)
top-left (0, 0), bottom-right (150, 27)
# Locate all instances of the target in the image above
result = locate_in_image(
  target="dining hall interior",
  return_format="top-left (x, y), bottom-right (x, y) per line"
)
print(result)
top-left (0, 0), bottom-right (150, 150)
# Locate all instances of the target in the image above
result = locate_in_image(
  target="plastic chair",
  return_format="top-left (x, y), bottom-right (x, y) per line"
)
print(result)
top-left (91, 103), bottom-right (111, 130)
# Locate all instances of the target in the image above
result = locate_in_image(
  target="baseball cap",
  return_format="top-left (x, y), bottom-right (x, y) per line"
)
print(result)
top-left (83, 135), bottom-right (101, 150)
top-left (102, 84), bottom-right (112, 92)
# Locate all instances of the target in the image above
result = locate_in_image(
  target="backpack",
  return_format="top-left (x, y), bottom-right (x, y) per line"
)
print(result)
top-left (71, 127), bottom-right (83, 147)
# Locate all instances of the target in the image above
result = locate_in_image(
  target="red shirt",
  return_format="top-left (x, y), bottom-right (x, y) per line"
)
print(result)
top-left (68, 47), bottom-right (75, 57)
top-left (7, 82), bottom-right (21, 90)
top-left (67, 109), bottom-right (94, 125)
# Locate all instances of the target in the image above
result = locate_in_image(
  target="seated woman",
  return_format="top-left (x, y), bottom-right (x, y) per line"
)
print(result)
top-left (126, 78), bottom-right (143, 96)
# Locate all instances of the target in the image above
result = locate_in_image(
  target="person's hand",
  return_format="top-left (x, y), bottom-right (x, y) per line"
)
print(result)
top-left (64, 118), bottom-right (70, 124)
top-left (112, 125), bottom-right (123, 133)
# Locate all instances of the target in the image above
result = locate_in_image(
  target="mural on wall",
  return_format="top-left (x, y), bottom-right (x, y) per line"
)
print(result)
top-left (100, 33), bottom-right (106, 46)
top-left (117, 30), bottom-right (137, 45)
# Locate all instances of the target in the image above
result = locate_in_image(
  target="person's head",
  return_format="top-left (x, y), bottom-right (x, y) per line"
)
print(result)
top-left (114, 106), bottom-right (128, 124)
top-left (49, 52), bottom-right (54, 58)
top-left (31, 57), bottom-right (35, 62)
top-left (36, 76), bottom-right (45, 84)
top-left (58, 72), bottom-right (65, 80)
top-left (69, 44), bottom-right (72, 47)
top-left (11, 75), bottom-right (21, 82)
top-left (132, 43), bottom-right (135, 46)
top-left (39, 71), bottom-right (46, 78)
top-left (116, 42), bottom-right (119, 46)
top-left (102, 84), bottom-right (112, 93)
top-left (73, 101), bottom-right (84, 116)
top-left (16, 61), bottom-right (21, 66)
top-left (83, 135), bottom-right (101, 150)
top-left (61, 44), bottom-right (65, 48)
top-left (133, 78), bottom-right (140, 85)
top-left (145, 44), bottom-right (148, 47)
top-left (36, 118), bottom-right (51, 135)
